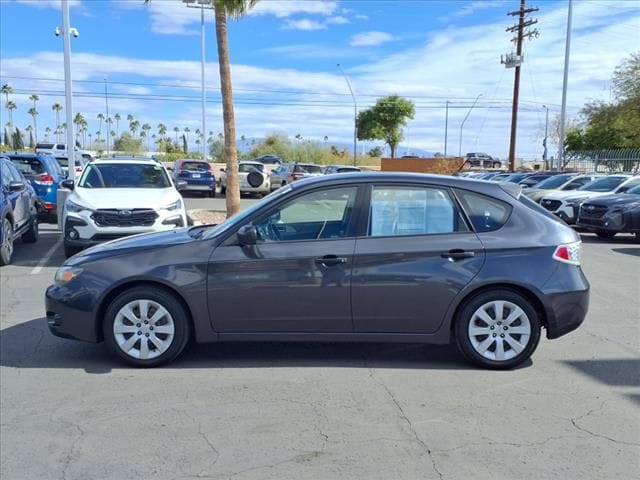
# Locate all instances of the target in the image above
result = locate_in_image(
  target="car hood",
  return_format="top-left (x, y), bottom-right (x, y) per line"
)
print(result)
top-left (543, 190), bottom-right (615, 201)
top-left (583, 193), bottom-right (640, 207)
top-left (66, 227), bottom-right (198, 265)
top-left (72, 187), bottom-right (180, 210)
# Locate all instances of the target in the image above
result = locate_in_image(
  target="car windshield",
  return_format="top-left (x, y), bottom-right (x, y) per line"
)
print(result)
top-left (180, 161), bottom-right (209, 171)
top-left (506, 173), bottom-right (529, 183)
top-left (534, 174), bottom-right (576, 189)
top-left (337, 167), bottom-right (360, 173)
top-left (294, 164), bottom-right (322, 174)
top-left (578, 176), bottom-right (628, 192)
top-left (519, 175), bottom-right (551, 187)
top-left (626, 184), bottom-right (640, 194)
top-left (78, 163), bottom-right (171, 188)
top-left (239, 163), bottom-right (264, 173)
top-left (8, 157), bottom-right (45, 176)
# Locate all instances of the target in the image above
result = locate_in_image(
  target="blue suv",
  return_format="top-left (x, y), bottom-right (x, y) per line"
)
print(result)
top-left (1, 156), bottom-right (39, 265)
top-left (7, 153), bottom-right (66, 221)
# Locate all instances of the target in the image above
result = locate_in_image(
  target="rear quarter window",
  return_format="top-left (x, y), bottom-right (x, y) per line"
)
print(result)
top-left (455, 189), bottom-right (512, 232)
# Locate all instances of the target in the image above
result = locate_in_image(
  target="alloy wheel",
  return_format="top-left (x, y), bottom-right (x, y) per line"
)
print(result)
top-left (113, 299), bottom-right (175, 360)
top-left (467, 300), bottom-right (531, 362)
top-left (1, 219), bottom-right (14, 263)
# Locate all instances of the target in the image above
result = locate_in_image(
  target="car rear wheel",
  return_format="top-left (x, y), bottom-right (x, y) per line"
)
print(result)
top-left (22, 210), bottom-right (39, 243)
top-left (103, 286), bottom-right (190, 367)
top-left (0, 218), bottom-right (14, 266)
top-left (595, 230), bottom-right (616, 239)
top-left (455, 289), bottom-right (541, 369)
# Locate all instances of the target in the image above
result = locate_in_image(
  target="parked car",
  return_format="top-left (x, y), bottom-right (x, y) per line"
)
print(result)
top-left (35, 142), bottom-right (96, 161)
top-left (171, 159), bottom-right (216, 197)
top-left (323, 165), bottom-right (361, 175)
top-left (60, 157), bottom-right (188, 258)
top-left (1, 156), bottom-right (39, 265)
top-left (466, 153), bottom-right (501, 168)
top-left (489, 173), bottom-right (515, 182)
top-left (46, 172), bottom-right (589, 369)
top-left (270, 163), bottom-right (324, 190)
top-left (220, 161), bottom-right (270, 197)
top-left (7, 153), bottom-right (66, 220)
top-left (478, 172), bottom-right (503, 181)
top-left (254, 155), bottom-right (282, 166)
top-left (518, 173), bottom-right (558, 188)
top-left (540, 175), bottom-right (637, 224)
top-left (524, 174), bottom-right (597, 203)
top-left (54, 154), bottom-right (87, 178)
top-left (576, 183), bottom-right (640, 240)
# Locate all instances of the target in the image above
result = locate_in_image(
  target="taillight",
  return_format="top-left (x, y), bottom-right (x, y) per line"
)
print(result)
top-left (35, 173), bottom-right (55, 186)
top-left (553, 241), bottom-right (581, 265)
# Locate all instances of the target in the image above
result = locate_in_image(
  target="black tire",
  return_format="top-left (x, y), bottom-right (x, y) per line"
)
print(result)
top-left (208, 190), bottom-right (216, 198)
top-left (102, 286), bottom-right (191, 367)
top-left (454, 289), bottom-right (541, 370)
top-left (64, 243), bottom-right (81, 259)
top-left (0, 217), bottom-right (14, 266)
top-left (220, 184), bottom-right (226, 195)
top-left (595, 230), bottom-right (616, 239)
top-left (21, 210), bottom-right (39, 244)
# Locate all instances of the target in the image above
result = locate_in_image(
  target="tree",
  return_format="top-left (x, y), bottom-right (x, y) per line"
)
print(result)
top-left (356, 95), bottom-right (415, 158)
top-left (157, 123), bottom-right (167, 140)
top-left (368, 146), bottom-right (383, 157)
top-left (29, 94), bottom-right (39, 141)
top-left (44, 126), bottom-right (51, 141)
top-left (114, 113), bottom-right (121, 136)
top-left (52, 103), bottom-right (63, 142)
top-left (2, 84), bottom-right (12, 128)
top-left (184, 126), bottom-right (190, 144)
top-left (142, 123), bottom-right (151, 150)
top-left (130, 120), bottom-right (140, 137)
top-left (173, 126), bottom-right (180, 142)
top-left (6, 101), bottom-right (16, 128)
top-left (182, 133), bottom-right (188, 154)
top-left (74, 113), bottom-right (85, 144)
top-left (26, 125), bottom-right (34, 148)
top-left (613, 52), bottom-right (640, 101)
top-left (13, 127), bottom-right (24, 150)
top-left (114, 132), bottom-right (143, 152)
top-left (3, 127), bottom-right (11, 148)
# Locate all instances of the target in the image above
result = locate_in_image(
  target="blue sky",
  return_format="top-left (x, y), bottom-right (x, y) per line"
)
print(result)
top-left (1, 0), bottom-right (638, 158)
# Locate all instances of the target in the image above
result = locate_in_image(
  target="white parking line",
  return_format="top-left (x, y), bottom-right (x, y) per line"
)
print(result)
top-left (31, 237), bottom-right (63, 275)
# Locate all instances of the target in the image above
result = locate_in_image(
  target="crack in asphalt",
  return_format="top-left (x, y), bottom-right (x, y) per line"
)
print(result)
top-left (55, 416), bottom-right (85, 480)
top-left (366, 367), bottom-right (444, 480)
top-left (570, 401), bottom-right (640, 447)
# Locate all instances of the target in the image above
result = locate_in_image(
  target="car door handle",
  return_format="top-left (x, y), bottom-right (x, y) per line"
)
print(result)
top-left (315, 255), bottom-right (347, 266)
top-left (441, 249), bottom-right (476, 261)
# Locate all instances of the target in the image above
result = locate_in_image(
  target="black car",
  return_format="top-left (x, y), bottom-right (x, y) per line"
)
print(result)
top-left (46, 173), bottom-right (589, 369)
top-left (576, 183), bottom-right (640, 240)
top-left (254, 155), bottom-right (282, 166)
top-left (1, 156), bottom-right (39, 265)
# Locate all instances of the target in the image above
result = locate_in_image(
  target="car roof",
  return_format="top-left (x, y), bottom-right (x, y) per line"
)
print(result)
top-left (177, 158), bottom-right (207, 162)
top-left (90, 157), bottom-right (162, 165)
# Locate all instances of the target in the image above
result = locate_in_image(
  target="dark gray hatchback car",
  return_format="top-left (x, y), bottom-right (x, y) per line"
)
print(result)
top-left (46, 173), bottom-right (589, 369)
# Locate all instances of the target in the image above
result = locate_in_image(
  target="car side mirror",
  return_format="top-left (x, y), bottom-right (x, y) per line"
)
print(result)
top-left (167, 167), bottom-right (174, 172)
top-left (220, 168), bottom-right (225, 172)
top-left (8, 180), bottom-right (25, 192)
top-left (176, 180), bottom-right (187, 190)
top-left (61, 179), bottom-right (75, 190)
top-left (237, 224), bottom-right (257, 246)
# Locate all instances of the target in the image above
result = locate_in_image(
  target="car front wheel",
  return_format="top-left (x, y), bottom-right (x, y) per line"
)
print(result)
top-left (22, 209), bottom-right (39, 243)
top-left (595, 230), bottom-right (616, 239)
top-left (0, 218), bottom-right (14, 266)
top-left (455, 289), bottom-right (541, 369)
top-left (103, 286), bottom-right (190, 367)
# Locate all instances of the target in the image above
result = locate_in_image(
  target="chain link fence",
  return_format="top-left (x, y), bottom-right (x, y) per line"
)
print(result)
top-left (563, 149), bottom-right (640, 173)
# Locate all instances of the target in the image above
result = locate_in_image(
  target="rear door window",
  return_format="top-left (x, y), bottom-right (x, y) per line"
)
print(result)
top-left (455, 189), bottom-right (512, 232)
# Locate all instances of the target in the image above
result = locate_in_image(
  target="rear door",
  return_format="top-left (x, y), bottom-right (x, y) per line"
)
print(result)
top-left (351, 184), bottom-right (485, 334)
top-left (6, 163), bottom-right (30, 229)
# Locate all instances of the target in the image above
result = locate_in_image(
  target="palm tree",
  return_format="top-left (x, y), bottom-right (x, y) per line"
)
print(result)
top-left (74, 112), bottom-right (85, 145)
top-left (28, 95), bottom-right (40, 141)
top-left (87, 132), bottom-right (93, 148)
top-left (157, 123), bottom-right (167, 140)
top-left (130, 120), bottom-right (140, 137)
top-left (142, 123), bottom-right (151, 151)
top-left (114, 113), bottom-right (121, 136)
top-left (52, 103), bottom-right (63, 142)
top-left (173, 126), bottom-right (180, 143)
top-left (184, 126), bottom-right (190, 144)
top-left (6, 101), bottom-right (17, 129)
top-left (28, 107), bottom-right (39, 144)
top-left (2, 84), bottom-right (13, 129)
top-left (96, 113), bottom-right (105, 142)
top-left (45, 126), bottom-right (51, 142)
top-left (25, 125), bottom-right (34, 148)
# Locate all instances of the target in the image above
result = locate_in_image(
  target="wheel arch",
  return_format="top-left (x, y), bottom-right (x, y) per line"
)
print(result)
top-left (95, 280), bottom-right (196, 343)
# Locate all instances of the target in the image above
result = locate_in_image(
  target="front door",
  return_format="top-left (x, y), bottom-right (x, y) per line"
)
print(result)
top-left (208, 185), bottom-right (360, 333)
top-left (352, 184), bottom-right (485, 334)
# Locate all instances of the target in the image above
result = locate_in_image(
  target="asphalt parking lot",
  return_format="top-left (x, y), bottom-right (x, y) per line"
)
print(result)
top-left (1, 212), bottom-right (638, 479)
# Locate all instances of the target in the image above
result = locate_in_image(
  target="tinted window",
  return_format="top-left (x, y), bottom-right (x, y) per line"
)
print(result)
top-left (336, 167), bottom-right (360, 173)
top-left (455, 189), bottom-right (512, 232)
top-left (254, 187), bottom-right (357, 242)
top-left (369, 186), bottom-right (467, 236)
top-left (578, 176), bottom-right (628, 192)
top-left (1, 163), bottom-right (12, 185)
top-left (9, 157), bottom-right (45, 176)
top-left (519, 175), bottom-right (551, 187)
top-left (294, 164), bottom-right (322, 174)
top-left (36, 143), bottom-right (54, 149)
top-left (7, 163), bottom-right (25, 182)
top-left (79, 163), bottom-right (171, 189)
top-left (564, 177), bottom-right (592, 189)
top-left (617, 178), bottom-right (640, 192)
top-left (239, 163), bottom-right (264, 173)
top-left (535, 174), bottom-right (576, 189)
top-left (626, 184), bottom-right (640, 194)
top-left (180, 161), bottom-right (210, 171)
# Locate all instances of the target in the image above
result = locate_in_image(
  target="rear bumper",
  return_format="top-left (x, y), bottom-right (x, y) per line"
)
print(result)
top-left (180, 184), bottom-right (215, 192)
top-left (45, 285), bottom-right (99, 343)
top-left (541, 266), bottom-right (590, 339)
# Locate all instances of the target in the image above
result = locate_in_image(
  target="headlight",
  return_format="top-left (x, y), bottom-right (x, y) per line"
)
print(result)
top-left (66, 199), bottom-right (90, 213)
top-left (163, 199), bottom-right (183, 211)
top-left (622, 202), bottom-right (640, 210)
top-left (54, 266), bottom-right (83, 285)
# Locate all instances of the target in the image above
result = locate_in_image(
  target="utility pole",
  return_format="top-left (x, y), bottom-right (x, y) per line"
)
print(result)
top-left (503, 0), bottom-right (538, 171)
top-left (557, 0), bottom-right (573, 172)
top-left (444, 100), bottom-right (449, 159)
top-left (542, 105), bottom-right (549, 168)
top-left (337, 64), bottom-right (357, 166)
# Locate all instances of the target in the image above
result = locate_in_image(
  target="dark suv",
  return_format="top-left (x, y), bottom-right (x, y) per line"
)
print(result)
top-left (171, 159), bottom-right (216, 197)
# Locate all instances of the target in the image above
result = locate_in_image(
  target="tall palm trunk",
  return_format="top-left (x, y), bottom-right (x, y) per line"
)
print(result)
top-left (215, 4), bottom-right (240, 217)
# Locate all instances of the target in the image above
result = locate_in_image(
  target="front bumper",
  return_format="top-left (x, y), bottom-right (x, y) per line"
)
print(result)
top-left (555, 203), bottom-right (578, 224)
top-left (577, 210), bottom-right (639, 233)
top-left (46, 285), bottom-right (99, 343)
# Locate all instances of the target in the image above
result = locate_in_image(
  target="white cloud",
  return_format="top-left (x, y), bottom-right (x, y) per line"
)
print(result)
top-left (444, 0), bottom-right (504, 21)
top-left (14, 0), bottom-right (82, 9)
top-left (326, 16), bottom-right (350, 25)
top-left (349, 31), bottom-right (395, 47)
top-left (249, 1), bottom-right (338, 18)
top-left (282, 18), bottom-right (327, 31)
top-left (354, 13), bottom-right (369, 21)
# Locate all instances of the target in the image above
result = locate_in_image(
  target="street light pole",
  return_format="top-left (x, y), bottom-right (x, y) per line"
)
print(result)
top-left (557, 0), bottom-right (573, 172)
top-left (458, 94), bottom-right (482, 158)
top-left (337, 64), bottom-right (357, 166)
top-left (183, 0), bottom-right (212, 160)
top-left (444, 100), bottom-right (450, 159)
top-left (542, 105), bottom-right (549, 168)
top-left (61, 0), bottom-right (77, 180)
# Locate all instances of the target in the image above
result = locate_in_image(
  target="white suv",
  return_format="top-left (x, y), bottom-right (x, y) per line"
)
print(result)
top-left (61, 158), bottom-right (188, 257)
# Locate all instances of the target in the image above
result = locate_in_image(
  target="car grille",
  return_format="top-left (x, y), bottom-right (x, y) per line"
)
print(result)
top-left (541, 199), bottom-right (561, 211)
top-left (579, 204), bottom-right (608, 219)
top-left (91, 209), bottom-right (158, 227)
